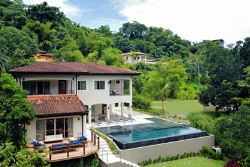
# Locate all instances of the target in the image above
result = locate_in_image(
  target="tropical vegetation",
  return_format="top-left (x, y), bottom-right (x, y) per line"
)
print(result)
top-left (1, 0), bottom-right (250, 166)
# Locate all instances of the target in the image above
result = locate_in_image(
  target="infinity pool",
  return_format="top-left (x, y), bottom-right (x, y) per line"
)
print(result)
top-left (97, 117), bottom-right (208, 149)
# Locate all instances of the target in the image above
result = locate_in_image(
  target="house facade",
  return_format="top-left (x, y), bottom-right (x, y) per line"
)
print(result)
top-left (123, 52), bottom-right (146, 64)
top-left (35, 50), bottom-right (54, 62)
top-left (10, 62), bottom-right (139, 142)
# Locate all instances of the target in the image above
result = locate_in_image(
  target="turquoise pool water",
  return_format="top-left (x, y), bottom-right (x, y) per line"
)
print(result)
top-left (97, 117), bottom-right (208, 149)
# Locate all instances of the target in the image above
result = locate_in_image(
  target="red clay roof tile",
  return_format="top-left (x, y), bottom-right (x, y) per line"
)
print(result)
top-left (27, 94), bottom-right (87, 117)
top-left (10, 62), bottom-right (140, 75)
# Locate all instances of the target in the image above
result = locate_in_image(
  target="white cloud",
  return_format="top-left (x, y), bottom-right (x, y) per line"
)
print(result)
top-left (114, 0), bottom-right (250, 43)
top-left (23, 0), bottom-right (82, 18)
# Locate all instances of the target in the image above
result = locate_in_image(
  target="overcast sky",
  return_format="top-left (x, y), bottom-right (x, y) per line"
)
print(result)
top-left (23, 0), bottom-right (250, 44)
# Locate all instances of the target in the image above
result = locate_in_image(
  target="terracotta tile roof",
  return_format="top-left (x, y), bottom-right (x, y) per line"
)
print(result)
top-left (9, 62), bottom-right (140, 75)
top-left (27, 95), bottom-right (88, 117)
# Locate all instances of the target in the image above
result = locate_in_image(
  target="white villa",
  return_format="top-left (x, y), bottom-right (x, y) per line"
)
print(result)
top-left (123, 52), bottom-right (146, 64)
top-left (10, 62), bottom-right (139, 144)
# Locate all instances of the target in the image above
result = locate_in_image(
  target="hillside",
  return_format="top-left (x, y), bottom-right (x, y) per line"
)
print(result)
top-left (0, 0), bottom-right (194, 71)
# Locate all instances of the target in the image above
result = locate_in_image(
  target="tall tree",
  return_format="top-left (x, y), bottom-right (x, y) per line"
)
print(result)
top-left (0, 27), bottom-right (38, 70)
top-left (198, 42), bottom-right (241, 112)
top-left (119, 21), bottom-right (148, 40)
top-left (0, 73), bottom-right (35, 148)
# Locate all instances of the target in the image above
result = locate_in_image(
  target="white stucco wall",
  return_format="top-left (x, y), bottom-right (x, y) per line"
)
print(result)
top-left (119, 135), bottom-right (215, 164)
top-left (26, 120), bottom-right (36, 142)
top-left (124, 55), bottom-right (146, 64)
top-left (77, 75), bottom-right (132, 107)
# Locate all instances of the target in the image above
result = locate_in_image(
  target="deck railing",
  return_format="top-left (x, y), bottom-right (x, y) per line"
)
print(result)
top-left (46, 133), bottom-right (99, 162)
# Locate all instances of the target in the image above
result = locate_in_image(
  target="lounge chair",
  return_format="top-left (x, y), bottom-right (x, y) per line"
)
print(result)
top-left (51, 143), bottom-right (67, 151)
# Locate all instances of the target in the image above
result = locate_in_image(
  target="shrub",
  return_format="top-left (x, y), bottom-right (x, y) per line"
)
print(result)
top-left (0, 142), bottom-right (49, 167)
top-left (132, 94), bottom-right (151, 111)
top-left (215, 104), bottom-right (250, 161)
top-left (176, 83), bottom-right (201, 100)
top-left (188, 112), bottom-right (215, 134)
top-left (199, 146), bottom-right (224, 160)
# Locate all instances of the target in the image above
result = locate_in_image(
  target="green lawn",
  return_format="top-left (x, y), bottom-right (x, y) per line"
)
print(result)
top-left (152, 99), bottom-right (205, 116)
top-left (147, 100), bottom-right (217, 132)
top-left (145, 157), bottom-right (225, 167)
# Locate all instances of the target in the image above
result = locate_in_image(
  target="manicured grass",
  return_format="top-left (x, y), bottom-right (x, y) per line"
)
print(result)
top-left (145, 157), bottom-right (225, 167)
top-left (152, 99), bottom-right (205, 116)
top-left (144, 100), bottom-right (217, 132)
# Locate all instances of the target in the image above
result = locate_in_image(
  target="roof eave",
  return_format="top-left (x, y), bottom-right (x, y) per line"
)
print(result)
top-left (36, 111), bottom-right (88, 118)
top-left (10, 71), bottom-right (141, 76)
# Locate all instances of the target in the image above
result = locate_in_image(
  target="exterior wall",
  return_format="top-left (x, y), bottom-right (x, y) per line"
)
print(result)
top-left (77, 75), bottom-right (132, 107)
top-left (119, 135), bottom-right (215, 164)
top-left (73, 115), bottom-right (83, 136)
top-left (26, 115), bottom-right (84, 143)
top-left (124, 55), bottom-right (146, 64)
top-left (26, 120), bottom-right (36, 142)
top-left (20, 74), bottom-right (133, 107)
top-left (35, 55), bottom-right (54, 62)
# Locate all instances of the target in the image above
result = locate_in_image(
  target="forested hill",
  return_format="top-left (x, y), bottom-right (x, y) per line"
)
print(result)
top-left (0, 0), bottom-right (194, 71)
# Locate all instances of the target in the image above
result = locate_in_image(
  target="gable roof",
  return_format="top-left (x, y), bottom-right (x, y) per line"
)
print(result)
top-left (9, 62), bottom-right (140, 75)
top-left (27, 95), bottom-right (88, 118)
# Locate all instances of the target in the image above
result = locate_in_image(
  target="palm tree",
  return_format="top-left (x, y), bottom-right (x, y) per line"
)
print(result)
top-left (159, 82), bottom-right (170, 114)
top-left (144, 71), bottom-right (170, 114)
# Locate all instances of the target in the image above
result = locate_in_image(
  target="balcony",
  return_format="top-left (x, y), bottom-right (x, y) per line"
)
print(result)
top-left (109, 79), bottom-right (130, 96)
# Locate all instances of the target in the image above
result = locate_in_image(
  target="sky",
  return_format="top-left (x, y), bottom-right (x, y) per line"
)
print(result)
top-left (23, 0), bottom-right (250, 44)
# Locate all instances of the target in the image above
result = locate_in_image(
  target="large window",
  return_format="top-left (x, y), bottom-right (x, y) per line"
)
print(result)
top-left (78, 81), bottom-right (86, 90)
top-left (94, 81), bottom-right (105, 90)
top-left (22, 81), bottom-right (50, 95)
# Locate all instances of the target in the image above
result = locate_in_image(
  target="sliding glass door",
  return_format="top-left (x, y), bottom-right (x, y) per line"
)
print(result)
top-left (36, 117), bottom-right (74, 140)
top-left (46, 119), bottom-right (54, 135)
top-left (56, 118), bottom-right (64, 135)
top-left (65, 118), bottom-right (73, 137)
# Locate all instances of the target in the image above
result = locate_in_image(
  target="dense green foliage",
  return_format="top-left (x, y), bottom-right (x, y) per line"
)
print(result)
top-left (215, 104), bottom-right (250, 165)
top-left (132, 94), bottom-right (152, 111)
top-left (0, 73), bottom-right (35, 147)
top-left (0, 0), bottom-right (193, 72)
top-left (0, 142), bottom-right (49, 167)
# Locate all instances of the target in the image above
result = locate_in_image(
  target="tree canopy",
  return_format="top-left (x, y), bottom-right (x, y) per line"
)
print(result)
top-left (0, 73), bottom-right (35, 148)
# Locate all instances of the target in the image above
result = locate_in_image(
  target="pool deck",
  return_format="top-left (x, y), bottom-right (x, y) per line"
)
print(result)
top-left (93, 111), bottom-right (155, 128)
top-left (88, 111), bottom-right (214, 165)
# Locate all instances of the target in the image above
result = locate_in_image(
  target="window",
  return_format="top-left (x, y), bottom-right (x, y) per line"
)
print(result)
top-left (115, 103), bottom-right (119, 107)
top-left (22, 81), bottom-right (50, 95)
top-left (124, 103), bottom-right (129, 107)
top-left (116, 80), bottom-right (120, 84)
top-left (94, 81), bottom-right (105, 90)
top-left (78, 81), bottom-right (86, 90)
top-left (126, 57), bottom-right (128, 61)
